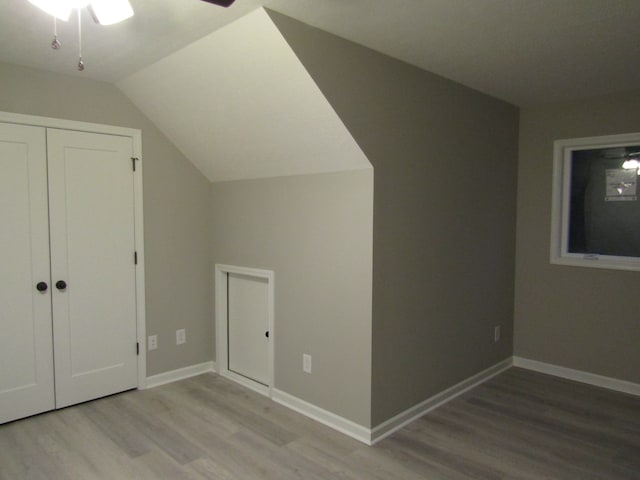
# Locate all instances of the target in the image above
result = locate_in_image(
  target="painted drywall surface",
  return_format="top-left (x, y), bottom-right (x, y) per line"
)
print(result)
top-left (515, 90), bottom-right (640, 382)
top-left (211, 169), bottom-right (374, 427)
top-left (118, 8), bottom-right (370, 183)
top-left (269, 11), bottom-right (519, 426)
top-left (0, 62), bottom-right (213, 376)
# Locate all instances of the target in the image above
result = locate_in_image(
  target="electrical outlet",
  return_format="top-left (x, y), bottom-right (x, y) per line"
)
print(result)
top-left (494, 325), bottom-right (501, 343)
top-left (176, 329), bottom-right (186, 345)
top-left (148, 334), bottom-right (158, 351)
top-left (303, 354), bottom-right (312, 373)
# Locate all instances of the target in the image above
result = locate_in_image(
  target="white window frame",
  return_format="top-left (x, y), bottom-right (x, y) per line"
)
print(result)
top-left (550, 132), bottom-right (640, 271)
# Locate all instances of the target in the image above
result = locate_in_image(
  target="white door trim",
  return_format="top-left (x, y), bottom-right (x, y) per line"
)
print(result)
top-left (215, 264), bottom-right (274, 397)
top-left (0, 110), bottom-right (147, 389)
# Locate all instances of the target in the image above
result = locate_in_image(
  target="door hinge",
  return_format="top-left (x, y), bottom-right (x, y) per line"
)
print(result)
top-left (131, 157), bottom-right (139, 172)
top-left (134, 251), bottom-right (138, 265)
top-left (136, 342), bottom-right (140, 355)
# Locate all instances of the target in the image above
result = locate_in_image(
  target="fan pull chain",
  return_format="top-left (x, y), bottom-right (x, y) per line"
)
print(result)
top-left (77, 8), bottom-right (84, 71)
top-left (51, 16), bottom-right (61, 49)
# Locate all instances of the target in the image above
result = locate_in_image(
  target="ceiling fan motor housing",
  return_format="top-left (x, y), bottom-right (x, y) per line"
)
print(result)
top-left (201, 0), bottom-right (236, 7)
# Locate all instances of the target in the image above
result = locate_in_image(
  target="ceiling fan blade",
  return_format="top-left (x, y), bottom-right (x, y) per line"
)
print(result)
top-left (201, 0), bottom-right (236, 6)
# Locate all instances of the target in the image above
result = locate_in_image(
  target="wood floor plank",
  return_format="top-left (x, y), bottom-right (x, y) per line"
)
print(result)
top-left (350, 442), bottom-right (459, 480)
top-left (285, 437), bottom-right (370, 480)
top-left (113, 394), bottom-right (209, 465)
top-left (417, 404), bottom-right (607, 479)
top-left (1, 367), bottom-right (638, 479)
top-left (403, 416), bottom-right (553, 480)
top-left (0, 418), bottom-right (68, 480)
top-left (463, 387), bottom-right (637, 471)
top-left (182, 375), bottom-right (300, 446)
top-left (79, 399), bottom-right (154, 459)
top-left (478, 375), bottom-right (640, 444)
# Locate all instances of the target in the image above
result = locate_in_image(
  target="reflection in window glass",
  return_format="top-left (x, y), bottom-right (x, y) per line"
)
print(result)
top-left (568, 145), bottom-right (640, 257)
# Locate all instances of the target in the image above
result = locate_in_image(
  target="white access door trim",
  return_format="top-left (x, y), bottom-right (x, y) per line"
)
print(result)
top-left (215, 264), bottom-right (274, 397)
top-left (0, 110), bottom-right (147, 391)
top-left (0, 122), bottom-right (55, 424)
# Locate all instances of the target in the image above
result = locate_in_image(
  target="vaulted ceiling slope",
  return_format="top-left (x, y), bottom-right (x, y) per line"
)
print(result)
top-left (3, 1), bottom-right (639, 107)
top-left (117, 8), bottom-right (371, 182)
top-left (269, 0), bottom-right (640, 106)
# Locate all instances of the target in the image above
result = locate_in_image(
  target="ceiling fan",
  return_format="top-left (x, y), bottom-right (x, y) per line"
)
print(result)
top-left (26, 0), bottom-right (237, 71)
top-left (201, 0), bottom-right (236, 7)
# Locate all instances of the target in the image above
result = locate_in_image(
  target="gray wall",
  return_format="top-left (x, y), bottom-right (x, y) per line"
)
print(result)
top-left (515, 89), bottom-right (640, 382)
top-left (211, 169), bottom-right (373, 427)
top-left (0, 62), bottom-right (213, 376)
top-left (269, 12), bottom-right (519, 426)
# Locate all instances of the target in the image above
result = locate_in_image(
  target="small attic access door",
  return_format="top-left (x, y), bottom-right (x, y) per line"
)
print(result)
top-left (215, 264), bottom-right (274, 397)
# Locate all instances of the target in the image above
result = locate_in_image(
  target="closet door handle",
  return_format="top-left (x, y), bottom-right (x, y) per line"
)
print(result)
top-left (36, 281), bottom-right (48, 292)
top-left (55, 280), bottom-right (67, 290)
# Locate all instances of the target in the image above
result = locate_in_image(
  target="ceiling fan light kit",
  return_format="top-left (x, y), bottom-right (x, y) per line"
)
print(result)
top-left (88, 0), bottom-right (134, 26)
top-left (28, 0), bottom-right (76, 21)
top-left (28, 0), bottom-right (133, 24)
top-left (28, 0), bottom-right (235, 72)
top-left (27, 0), bottom-right (134, 71)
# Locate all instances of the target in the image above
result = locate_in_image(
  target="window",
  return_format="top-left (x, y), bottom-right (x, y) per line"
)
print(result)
top-left (551, 132), bottom-right (640, 271)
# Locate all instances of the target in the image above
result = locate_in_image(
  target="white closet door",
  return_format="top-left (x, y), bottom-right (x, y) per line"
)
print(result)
top-left (0, 123), bottom-right (55, 423)
top-left (228, 273), bottom-right (269, 385)
top-left (47, 129), bottom-right (138, 408)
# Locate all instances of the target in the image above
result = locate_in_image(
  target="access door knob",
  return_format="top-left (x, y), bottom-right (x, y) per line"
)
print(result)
top-left (55, 280), bottom-right (67, 290)
top-left (36, 281), bottom-right (48, 292)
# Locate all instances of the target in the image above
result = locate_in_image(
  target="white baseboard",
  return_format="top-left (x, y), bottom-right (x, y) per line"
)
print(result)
top-left (513, 356), bottom-right (640, 397)
top-left (140, 356), bottom-right (638, 448)
top-left (145, 361), bottom-right (216, 389)
top-left (273, 359), bottom-right (513, 446)
top-left (370, 357), bottom-right (513, 444)
top-left (219, 370), bottom-right (270, 398)
top-left (272, 389), bottom-right (373, 445)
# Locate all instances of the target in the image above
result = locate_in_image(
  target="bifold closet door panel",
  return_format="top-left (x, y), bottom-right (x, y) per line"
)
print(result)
top-left (47, 129), bottom-right (138, 409)
top-left (0, 123), bottom-right (55, 423)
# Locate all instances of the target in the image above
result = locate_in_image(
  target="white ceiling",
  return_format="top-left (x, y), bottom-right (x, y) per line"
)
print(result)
top-left (1, 0), bottom-right (639, 106)
top-left (118, 9), bottom-right (372, 182)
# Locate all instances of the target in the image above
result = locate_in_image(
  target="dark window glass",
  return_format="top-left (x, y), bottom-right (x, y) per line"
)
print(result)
top-left (568, 145), bottom-right (640, 257)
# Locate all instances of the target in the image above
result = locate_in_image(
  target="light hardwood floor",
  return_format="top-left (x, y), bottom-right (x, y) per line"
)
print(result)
top-left (1, 367), bottom-right (638, 479)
